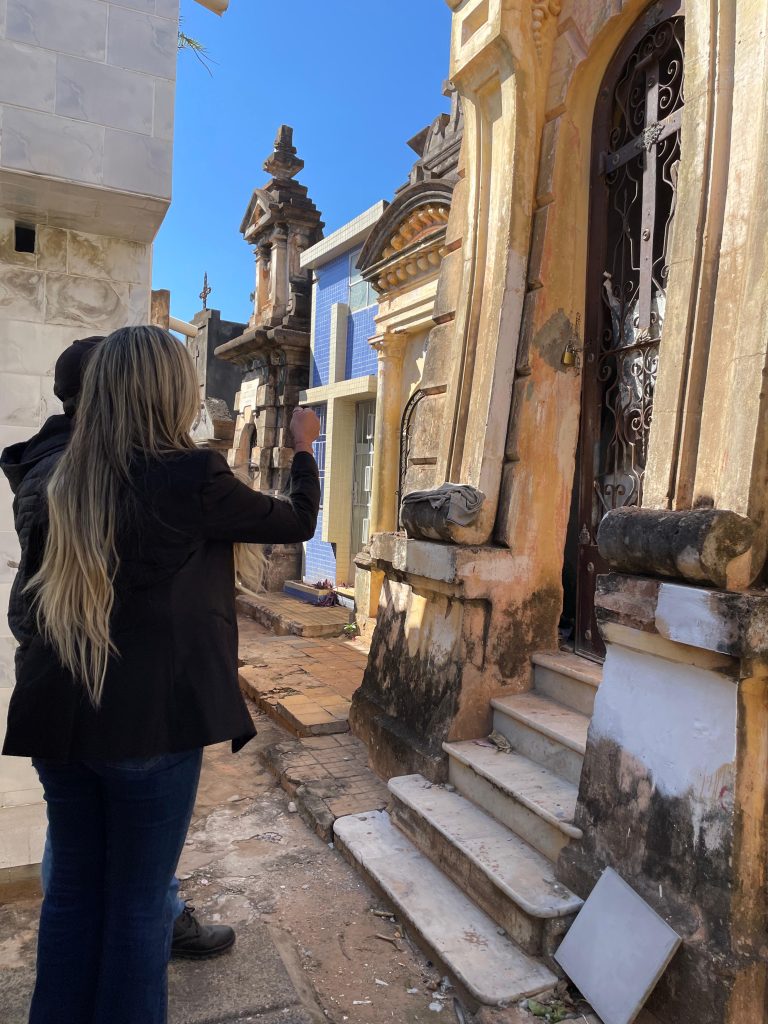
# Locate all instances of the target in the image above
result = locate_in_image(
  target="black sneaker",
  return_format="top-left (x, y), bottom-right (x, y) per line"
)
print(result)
top-left (171, 905), bottom-right (236, 960)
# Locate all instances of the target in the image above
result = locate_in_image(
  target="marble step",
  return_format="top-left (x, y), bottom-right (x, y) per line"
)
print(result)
top-left (491, 692), bottom-right (590, 785)
top-left (532, 651), bottom-right (602, 717)
top-left (444, 740), bottom-right (582, 863)
top-left (389, 774), bottom-right (582, 957)
top-left (333, 809), bottom-right (557, 1007)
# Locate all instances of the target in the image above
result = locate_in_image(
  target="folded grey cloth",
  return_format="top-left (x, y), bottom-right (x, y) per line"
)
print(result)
top-left (400, 483), bottom-right (485, 527)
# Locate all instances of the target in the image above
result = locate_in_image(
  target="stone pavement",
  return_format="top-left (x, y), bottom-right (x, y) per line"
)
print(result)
top-left (0, 731), bottom-right (455, 1024)
top-left (260, 728), bottom-right (390, 841)
top-left (237, 591), bottom-right (352, 639)
top-left (238, 620), bottom-right (368, 737)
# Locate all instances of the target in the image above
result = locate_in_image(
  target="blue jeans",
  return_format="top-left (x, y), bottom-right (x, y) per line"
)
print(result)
top-left (31, 749), bottom-right (203, 1024)
top-left (41, 837), bottom-right (186, 921)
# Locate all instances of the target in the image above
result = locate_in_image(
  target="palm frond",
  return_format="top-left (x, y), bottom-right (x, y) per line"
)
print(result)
top-left (177, 27), bottom-right (217, 75)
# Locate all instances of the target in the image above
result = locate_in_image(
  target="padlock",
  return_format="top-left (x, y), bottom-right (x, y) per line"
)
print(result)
top-left (562, 341), bottom-right (580, 367)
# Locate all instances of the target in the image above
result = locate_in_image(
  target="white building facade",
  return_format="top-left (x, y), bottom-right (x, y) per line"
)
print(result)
top-left (0, 0), bottom-right (218, 874)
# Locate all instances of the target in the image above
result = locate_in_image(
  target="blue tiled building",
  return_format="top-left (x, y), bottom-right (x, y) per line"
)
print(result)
top-left (299, 202), bottom-right (386, 585)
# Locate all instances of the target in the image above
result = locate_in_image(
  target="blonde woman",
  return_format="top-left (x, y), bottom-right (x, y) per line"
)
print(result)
top-left (1, 325), bottom-right (320, 1024)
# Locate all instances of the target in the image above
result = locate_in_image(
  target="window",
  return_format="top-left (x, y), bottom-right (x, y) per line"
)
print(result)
top-left (14, 223), bottom-right (36, 254)
top-left (348, 247), bottom-right (377, 312)
top-left (308, 404), bottom-right (327, 507)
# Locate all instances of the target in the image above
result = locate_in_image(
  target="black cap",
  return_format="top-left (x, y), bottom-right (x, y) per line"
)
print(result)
top-left (54, 337), bottom-right (104, 413)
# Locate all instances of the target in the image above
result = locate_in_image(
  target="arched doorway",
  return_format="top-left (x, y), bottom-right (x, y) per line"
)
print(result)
top-left (571, 1), bottom-right (686, 659)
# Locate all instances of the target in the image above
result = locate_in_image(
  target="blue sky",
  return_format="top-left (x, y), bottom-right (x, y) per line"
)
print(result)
top-left (152, 1), bottom-right (453, 325)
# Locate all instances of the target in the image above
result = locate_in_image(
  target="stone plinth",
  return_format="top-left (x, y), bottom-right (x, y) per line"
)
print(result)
top-left (349, 534), bottom-right (559, 782)
top-left (557, 572), bottom-right (768, 1024)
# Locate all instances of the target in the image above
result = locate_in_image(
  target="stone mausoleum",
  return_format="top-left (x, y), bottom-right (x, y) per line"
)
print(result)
top-left (339, 2), bottom-right (768, 1021)
top-left (353, 85), bottom-right (463, 634)
top-left (296, 89), bottom-right (463, 613)
top-left (217, 125), bottom-right (323, 591)
top-left (0, 0), bottom-right (217, 877)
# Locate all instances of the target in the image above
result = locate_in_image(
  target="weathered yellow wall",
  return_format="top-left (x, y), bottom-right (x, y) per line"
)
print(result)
top-left (359, 0), bottom-right (768, 787)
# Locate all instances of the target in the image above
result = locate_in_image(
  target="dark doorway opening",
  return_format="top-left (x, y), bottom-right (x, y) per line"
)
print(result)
top-left (566, 2), bottom-right (686, 661)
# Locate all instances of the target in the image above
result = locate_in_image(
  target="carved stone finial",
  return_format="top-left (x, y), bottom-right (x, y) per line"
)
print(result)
top-left (263, 124), bottom-right (304, 180)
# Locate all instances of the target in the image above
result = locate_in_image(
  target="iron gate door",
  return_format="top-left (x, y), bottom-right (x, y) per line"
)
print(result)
top-left (575, 1), bottom-right (685, 659)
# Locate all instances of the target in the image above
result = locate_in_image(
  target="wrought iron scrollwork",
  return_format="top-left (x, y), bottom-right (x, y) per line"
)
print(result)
top-left (575, 3), bottom-right (685, 659)
top-left (593, 14), bottom-right (684, 522)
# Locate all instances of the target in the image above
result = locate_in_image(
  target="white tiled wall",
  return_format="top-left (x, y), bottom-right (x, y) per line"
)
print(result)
top-left (0, 0), bottom-right (179, 203)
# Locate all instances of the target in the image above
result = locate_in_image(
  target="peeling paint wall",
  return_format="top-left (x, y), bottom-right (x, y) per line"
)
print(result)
top-left (558, 575), bottom-right (767, 1024)
top-left (591, 645), bottom-right (737, 824)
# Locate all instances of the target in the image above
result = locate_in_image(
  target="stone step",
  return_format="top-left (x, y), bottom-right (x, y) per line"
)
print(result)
top-left (444, 740), bottom-right (581, 863)
top-left (333, 809), bottom-right (557, 1007)
top-left (388, 774), bottom-right (582, 957)
top-left (491, 693), bottom-right (589, 786)
top-left (236, 592), bottom-right (351, 638)
top-left (532, 651), bottom-right (602, 717)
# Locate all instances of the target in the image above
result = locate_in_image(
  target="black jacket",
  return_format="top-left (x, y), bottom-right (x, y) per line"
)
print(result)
top-left (0, 443), bottom-right (319, 761)
top-left (1, 415), bottom-right (72, 651)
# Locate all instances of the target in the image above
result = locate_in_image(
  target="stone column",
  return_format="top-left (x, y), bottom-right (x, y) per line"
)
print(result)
top-left (369, 332), bottom-right (407, 535)
top-left (270, 227), bottom-right (289, 317)
top-left (255, 244), bottom-right (270, 323)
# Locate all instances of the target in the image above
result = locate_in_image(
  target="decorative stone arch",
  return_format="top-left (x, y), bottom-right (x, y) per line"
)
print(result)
top-left (357, 180), bottom-right (458, 539)
top-left (231, 416), bottom-right (254, 472)
top-left (357, 181), bottom-right (454, 295)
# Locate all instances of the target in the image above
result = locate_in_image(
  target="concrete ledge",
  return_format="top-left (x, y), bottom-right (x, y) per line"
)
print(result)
top-left (368, 532), bottom-right (522, 590)
top-left (596, 573), bottom-right (768, 660)
top-left (300, 201), bottom-right (387, 270)
top-left (299, 374), bottom-right (377, 406)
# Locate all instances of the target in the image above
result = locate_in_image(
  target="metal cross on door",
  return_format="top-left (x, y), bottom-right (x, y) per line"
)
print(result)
top-left (575, 2), bottom-right (685, 659)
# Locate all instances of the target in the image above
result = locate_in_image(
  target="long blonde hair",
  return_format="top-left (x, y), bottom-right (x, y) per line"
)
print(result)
top-left (29, 325), bottom-right (261, 706)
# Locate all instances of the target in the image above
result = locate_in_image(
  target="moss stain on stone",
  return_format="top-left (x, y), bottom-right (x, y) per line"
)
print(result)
top-left (492, 585), bottom-right (561, 684)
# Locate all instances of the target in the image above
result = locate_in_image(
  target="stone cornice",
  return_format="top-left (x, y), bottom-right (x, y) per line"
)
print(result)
top-left (213, 324), bottom-right (310, 370)
top-left (358, 181), bottom-right (453, 296)
top-left (372, 228), bottom-right (449, 294)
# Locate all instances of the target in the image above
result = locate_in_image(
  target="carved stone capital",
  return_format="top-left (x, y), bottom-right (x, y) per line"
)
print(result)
top-left (370, 333), bottom-right (407, 363)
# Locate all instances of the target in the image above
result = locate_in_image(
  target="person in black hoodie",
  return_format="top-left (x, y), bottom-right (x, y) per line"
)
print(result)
top-left (2, 339), bottom-right (100, 655)
top-left (1, 335), bottom-right (241, 962)
top-left (1, 326), bottom-right (320, 1024)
